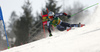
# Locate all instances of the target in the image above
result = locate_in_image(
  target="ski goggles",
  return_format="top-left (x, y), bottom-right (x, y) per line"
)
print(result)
top-left (48, 16), bottom-right (53, 19)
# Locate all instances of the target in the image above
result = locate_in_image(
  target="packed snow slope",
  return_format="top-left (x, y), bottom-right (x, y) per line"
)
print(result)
top-left (1, 5), bottom-right (100, 52)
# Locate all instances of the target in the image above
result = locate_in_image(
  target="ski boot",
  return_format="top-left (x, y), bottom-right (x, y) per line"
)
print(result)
top-left (49, 33), bottom-right (53, 37)
top-left (67, 27), bottom-right (71, 31)
top-left (78, 23), bottom-right (81, 27)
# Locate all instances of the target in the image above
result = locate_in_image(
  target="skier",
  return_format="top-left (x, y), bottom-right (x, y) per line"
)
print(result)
top-left (47, 11), bottom-right (81, 36)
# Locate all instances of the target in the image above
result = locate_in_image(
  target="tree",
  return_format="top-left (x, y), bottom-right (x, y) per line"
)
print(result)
top-left (14, 0), bottom-right (34, 46)
top-left (8, 11), bottom-right (18, 32)
top-left (46, 0), bottom-right (61, 13)
top-left (42, 0), bottom-right (61, 15)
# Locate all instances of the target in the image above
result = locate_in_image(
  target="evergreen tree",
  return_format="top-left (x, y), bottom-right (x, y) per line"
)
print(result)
top-left (14, 0), bottom-right (34, 46)
top-left (7, 11), bottom-right (18, 47)
top-left (46, 0), bottom-right (61, 13)
top-left (42, 0), bottom-right (61, 15)
top-left (8, 11), bottom-right (18, 32)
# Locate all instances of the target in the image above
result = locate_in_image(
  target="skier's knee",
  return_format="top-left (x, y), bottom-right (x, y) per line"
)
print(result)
top-left (57, 25), bottom-right (65, 31)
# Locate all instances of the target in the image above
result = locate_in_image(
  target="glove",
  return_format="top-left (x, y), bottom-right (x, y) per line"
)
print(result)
top-left (67, 15), bottom-right (71, 19)
top-left (63, 13), bottom-right (67, 16)
top-left (49, 33), bottom-right (53, 37)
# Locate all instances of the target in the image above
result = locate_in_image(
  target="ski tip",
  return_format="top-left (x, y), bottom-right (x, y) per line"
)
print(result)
top-left (81, 24), bottom-right (85, 27)
top-left (67, 27), bottom-right (71, 31)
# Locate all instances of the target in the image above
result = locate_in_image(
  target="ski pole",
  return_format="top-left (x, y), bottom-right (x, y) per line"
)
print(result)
top-left (71, 3), bottom-right (99, 17)
top-left (0, 6), bottom-right (10, 49)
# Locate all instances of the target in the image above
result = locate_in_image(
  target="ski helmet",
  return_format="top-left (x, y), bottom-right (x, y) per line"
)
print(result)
top-left (48, 11), bottom-right (54, 19)
top-left (48, 11), bottom-right (54, 16)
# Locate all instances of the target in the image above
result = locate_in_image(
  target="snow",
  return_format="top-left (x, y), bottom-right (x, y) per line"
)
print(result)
top-left (1, 5), bottom-right (100, 52)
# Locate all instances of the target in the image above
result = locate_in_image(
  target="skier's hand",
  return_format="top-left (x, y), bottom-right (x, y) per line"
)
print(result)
top-left (63, 13), bottom-right (67, 16)
top-left (67, 15), bottom-right (71, 19)
top-left (49, 33), bottom-right (53, 37)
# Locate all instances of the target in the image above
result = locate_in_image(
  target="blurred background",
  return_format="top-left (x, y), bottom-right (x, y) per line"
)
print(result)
top-left (0, 0), bottom-right (99, 50)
